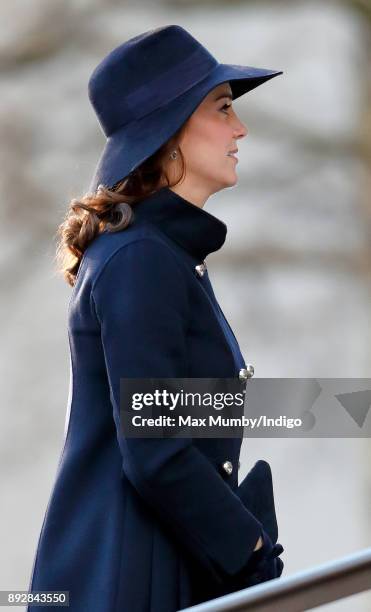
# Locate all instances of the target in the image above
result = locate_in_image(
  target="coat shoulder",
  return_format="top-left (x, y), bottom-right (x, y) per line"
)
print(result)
top-left (77, 222), bottom-right (183, 289)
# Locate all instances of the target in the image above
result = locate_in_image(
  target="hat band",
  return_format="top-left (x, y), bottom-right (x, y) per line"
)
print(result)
top-left (125, 46), bottom-right (218, 121)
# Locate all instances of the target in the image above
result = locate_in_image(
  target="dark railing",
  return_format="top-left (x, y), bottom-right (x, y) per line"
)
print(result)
top-left (180, 547), bottom-right (371, 612)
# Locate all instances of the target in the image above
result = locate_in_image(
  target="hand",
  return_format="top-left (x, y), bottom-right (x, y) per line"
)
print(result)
top-left (275, 556), bottom-right (284, 578)
top-left (227, 530), bottom-right (284, 592)
top-left (254, 535), bottom-right (263, 551)
top-left (249, 531), bottom-right (284, 583)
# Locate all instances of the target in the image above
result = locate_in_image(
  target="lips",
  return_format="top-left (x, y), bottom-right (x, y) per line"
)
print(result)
top-left (227, 148), bottom-right (238, 160)
top-left (227, 151), bottom-right (238, 161)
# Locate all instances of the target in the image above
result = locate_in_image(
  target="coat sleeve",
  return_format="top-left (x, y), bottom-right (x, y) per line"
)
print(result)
top-left (91, 236), bottom-right (263, 584)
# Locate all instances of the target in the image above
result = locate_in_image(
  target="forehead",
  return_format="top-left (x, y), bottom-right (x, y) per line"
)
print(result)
top-left (207, 82), bottom-right (233, 101)
top-left (197, 82), bottom-right (233, 109)
top-left (189, 81), bottom-right (233, 119)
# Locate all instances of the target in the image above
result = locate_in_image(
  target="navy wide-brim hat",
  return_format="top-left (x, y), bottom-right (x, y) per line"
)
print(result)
top-left (87, 24), bottom-right (283, 193)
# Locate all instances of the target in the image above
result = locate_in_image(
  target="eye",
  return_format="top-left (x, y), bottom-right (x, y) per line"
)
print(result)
top-left (220, 102), bottom-right (232, 114)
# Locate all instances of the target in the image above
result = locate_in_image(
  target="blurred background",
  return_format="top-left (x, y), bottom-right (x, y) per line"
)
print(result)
top-left (1, 0), bottom-right (370, 610)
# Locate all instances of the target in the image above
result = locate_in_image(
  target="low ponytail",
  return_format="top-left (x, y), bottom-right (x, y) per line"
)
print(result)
top-left (55, 127), bottom-right (186, 287)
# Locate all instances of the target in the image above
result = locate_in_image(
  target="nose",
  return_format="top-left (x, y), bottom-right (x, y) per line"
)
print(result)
top-left (233, 118), bottom-right (248, 140)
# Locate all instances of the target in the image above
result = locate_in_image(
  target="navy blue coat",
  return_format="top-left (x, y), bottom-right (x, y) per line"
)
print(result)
top-left (27, 186), bottom-right (279, 611)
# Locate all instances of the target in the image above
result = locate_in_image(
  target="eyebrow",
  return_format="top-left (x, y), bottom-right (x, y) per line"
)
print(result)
top-left (214, 92), bottom-right (233, 102)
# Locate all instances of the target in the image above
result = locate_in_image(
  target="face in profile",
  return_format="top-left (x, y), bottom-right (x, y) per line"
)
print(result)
top-left (171, 81), bottom-right (248, 198)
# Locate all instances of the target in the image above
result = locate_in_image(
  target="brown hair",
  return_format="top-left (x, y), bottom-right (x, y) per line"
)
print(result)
top-left (55, 126), bottom-right (187, 287)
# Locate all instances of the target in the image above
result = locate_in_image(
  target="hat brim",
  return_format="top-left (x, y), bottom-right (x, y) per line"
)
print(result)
top-left (88, 63), bottom-right (283, 193)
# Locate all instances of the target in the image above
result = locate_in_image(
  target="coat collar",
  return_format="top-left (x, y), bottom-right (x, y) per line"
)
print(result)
top-left (132, 186), bottom-right (227, 261)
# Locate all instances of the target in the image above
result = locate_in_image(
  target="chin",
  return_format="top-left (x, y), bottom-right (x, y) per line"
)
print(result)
top-left (208, 173), bottom-right (238, 194)
top-left (224, 172), bottom-right (238, 187)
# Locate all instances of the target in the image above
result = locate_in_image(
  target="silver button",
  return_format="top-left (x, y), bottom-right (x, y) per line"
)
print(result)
top-left (195, 261), bottom-right (207, 277)
top-left (239, 365), bottom-right (254, 381)
top-left (222, 460), bottom-right (233, 475)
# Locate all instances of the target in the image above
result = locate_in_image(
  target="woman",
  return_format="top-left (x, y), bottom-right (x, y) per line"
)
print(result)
top-left (27, 25), bottom-right (284, 612)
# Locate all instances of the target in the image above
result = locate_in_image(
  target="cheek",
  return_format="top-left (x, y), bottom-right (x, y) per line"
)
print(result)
top-left (198, 130), bottom-right (227, 160)
top-left (181, 120), bottom-right (231, 171)
top-left (203, 122), bottom-right (228, 148)
top-left (188, 146), bottom-right (221, 173)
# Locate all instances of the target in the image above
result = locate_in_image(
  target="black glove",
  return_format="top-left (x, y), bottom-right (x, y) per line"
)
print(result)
top-left (237, 460), bottom-right (278, 545)
top-left (226, 529), bottom-right (284, 592)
